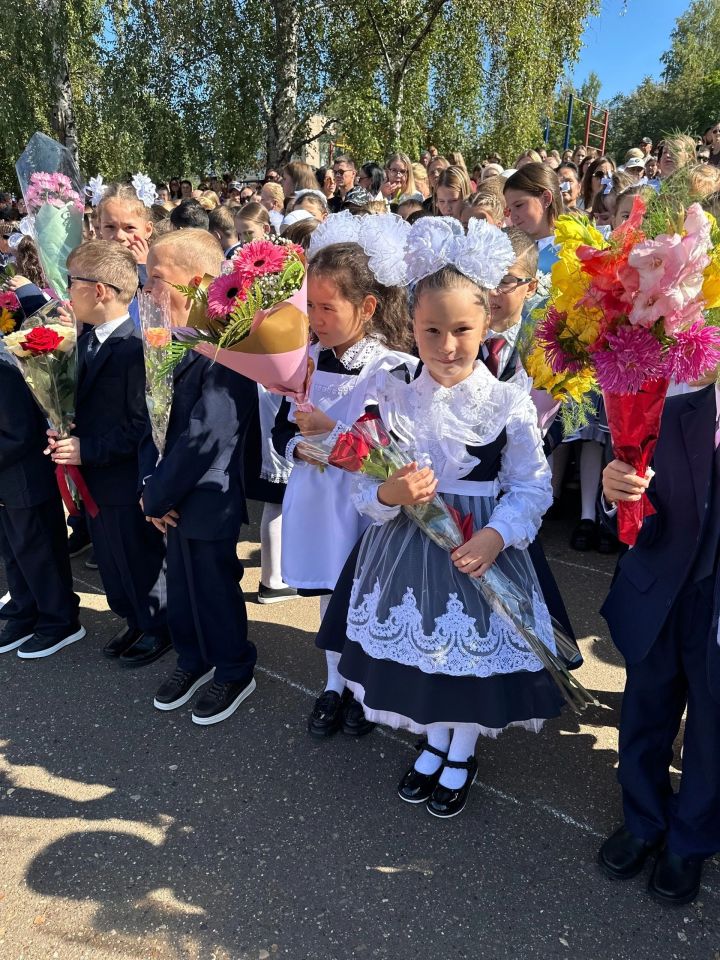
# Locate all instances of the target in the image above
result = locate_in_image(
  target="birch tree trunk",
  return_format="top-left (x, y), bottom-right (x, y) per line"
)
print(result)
top-left (50, 47), bottom-right (80, 165)
top-left (266, 0), bottom-right (300, 169)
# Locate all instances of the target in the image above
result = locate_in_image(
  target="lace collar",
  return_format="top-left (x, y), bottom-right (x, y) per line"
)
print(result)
top-left (377, 362), bottom-right (524, 481)
top-left (333, 335), bottom-right (386, 372)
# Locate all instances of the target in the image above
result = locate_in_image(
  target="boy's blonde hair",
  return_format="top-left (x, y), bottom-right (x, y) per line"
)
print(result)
top-left (67, 240), bottom-right (138, 305)
top-left (464, 189), bottom-right (504, 223)
top-left (151, 229), bottom-right (224, 278)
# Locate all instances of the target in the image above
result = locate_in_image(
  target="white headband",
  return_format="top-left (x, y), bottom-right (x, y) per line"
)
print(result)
top-left (405, 216), bottom-right (514, 289)
top-left (308, 211), bottom-right (411, 287)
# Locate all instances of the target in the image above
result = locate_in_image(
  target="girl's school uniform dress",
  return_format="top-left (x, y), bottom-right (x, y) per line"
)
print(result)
top-left (338, 361), bottom-right (565, 735)
top-left (273, 336), bottom-right (417, 595)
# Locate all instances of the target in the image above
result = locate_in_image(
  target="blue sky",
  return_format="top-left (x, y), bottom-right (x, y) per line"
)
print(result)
top-left (572, 0), bottom-right (690, 101)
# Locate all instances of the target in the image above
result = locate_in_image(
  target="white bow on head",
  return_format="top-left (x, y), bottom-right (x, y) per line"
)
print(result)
top-left (308, 211), bottom-right (412, 287)
top-left (131, 173), bottom-right (158, 208)
top-left (405, 216), bottom-right (515, 289)
top-left (86, 175), bottom-right (107, 207)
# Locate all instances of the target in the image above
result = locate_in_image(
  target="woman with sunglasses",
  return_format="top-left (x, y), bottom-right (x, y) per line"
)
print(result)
top-left (704, 121), bottom-right (720, 167)
top-left (580, 156), bottom-right (617, 213)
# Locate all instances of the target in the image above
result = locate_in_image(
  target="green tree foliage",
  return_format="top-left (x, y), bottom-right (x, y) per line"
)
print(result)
top-left (0, 0), bottom-right (597, 185)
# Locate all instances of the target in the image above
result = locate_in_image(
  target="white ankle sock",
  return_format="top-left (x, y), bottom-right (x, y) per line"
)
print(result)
top-left (580, 441), bottom-right (604, 521)
top-left (438, 724), bottom-right (479, 789)
top-left (414, 726), bottom-right (451, 775)
top-left (260, 502), bottom-right (287, 589)
top-left (324, 649), bottom-right (345, 695)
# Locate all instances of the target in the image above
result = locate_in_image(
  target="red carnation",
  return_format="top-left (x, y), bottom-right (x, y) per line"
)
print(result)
top-left (328, 431), bottom-right (371, 473)
top-left (22, 326), bottom-right (64, 354)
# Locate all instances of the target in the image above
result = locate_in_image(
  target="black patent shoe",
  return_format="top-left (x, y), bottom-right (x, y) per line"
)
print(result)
top-left (598, 825), bottom-right (663, 880)
top-left (307, 688), bottom-right (351, 738)
top-left (648, 849), bottom-right (703, 905)
top-left (398, 741), bottom-right (449, 804)
top-left (103, 625), bottom-right (143, 659)
top-left (570, 519), bottom-right (598, 551)
top-left (342, 696), bottom-right (375, 737)
top-left (597, 526), bottom-right (619, 555)
top-left (426, 756), bottom-right (478, 818)
top-left (119, 632), bottom-right (172, 668)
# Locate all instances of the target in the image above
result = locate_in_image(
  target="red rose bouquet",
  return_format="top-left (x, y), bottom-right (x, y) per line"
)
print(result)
top-left (302, 412), bottom-right (597, 713)
top-left (3, 302), bottom-right (97, 517)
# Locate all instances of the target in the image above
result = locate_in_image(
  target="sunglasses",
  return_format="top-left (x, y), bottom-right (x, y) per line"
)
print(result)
top-left (592, 170), bottom-right (611, 179)
top-left (68, 275), bottom-right (122, 293)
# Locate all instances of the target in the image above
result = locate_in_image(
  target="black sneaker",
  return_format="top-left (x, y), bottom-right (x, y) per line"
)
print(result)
top-left (191, 676), bottom-right (256, 725)
top-left (257, 583), bottom-right (298, 605)
top-left (84, 550), bottom-right (98, 570)
top-left (17, 626), bottom-right (86, 659)
top-left (67, 530), bottom-right (92, 558)
top-left (154, 666), bottom-right (215, 711)
top-left (307, 687), bottom-right (351, 738)
top-left (0, 621), bottom-right (35, 654)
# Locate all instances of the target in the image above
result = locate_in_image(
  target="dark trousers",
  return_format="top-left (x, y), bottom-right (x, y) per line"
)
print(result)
top-left (0, 496), bottom-right (79, 638)
top-left (87, 504), bottom-right (167, 635)
top-left (165, 528), bottom-right (256, 683)
top-left (619, 576), bottom-right (720, 859)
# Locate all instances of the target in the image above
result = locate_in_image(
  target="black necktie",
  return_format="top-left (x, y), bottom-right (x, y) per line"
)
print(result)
top-left (85, 330), bottom-right (101, 365)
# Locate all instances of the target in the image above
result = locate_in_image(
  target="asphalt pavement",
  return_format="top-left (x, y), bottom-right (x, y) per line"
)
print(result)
top-left (0, 502), bottom-right (718, 960)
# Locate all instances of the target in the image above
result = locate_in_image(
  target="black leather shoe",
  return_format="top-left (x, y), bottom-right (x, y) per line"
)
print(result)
top-left (570, 519), bottom-right (598, 551)
top-left (597, 526), bottom-right (619, 555)
top-left (648, 849), bottom-right (703, 905)
top-left (103, 626), bottom-right (143, 659)
top-left (598, 826), bottom-right (662, 880)
top-left (341, 695), bottom-right (375, 737)
top-left (398, 740), bottom-right (449, 804)
top-left (307, 688), bottom-right (351, 738)
top-left (426, 756), bottom-right (478, 818)
top-left (118, 633), bottom-right (172, 668)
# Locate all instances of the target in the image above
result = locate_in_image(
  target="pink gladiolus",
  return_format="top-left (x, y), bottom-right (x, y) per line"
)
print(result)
top-left (667, 323), bottom-right (720, 383)
top-left (594, 326), bottom-right (665, 394)
top-left (628, 287), bottom-right (684, 328)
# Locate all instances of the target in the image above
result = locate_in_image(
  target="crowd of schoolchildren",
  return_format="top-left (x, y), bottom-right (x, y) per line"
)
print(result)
top-left (0, 124), bottom-right (719, 907)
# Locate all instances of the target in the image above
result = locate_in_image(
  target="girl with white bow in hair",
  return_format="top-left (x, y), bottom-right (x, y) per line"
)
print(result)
top-left (336, 217), bottom-right (565, 819)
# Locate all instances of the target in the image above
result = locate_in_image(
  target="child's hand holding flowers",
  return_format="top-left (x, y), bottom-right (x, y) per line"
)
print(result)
top-left (378, 463), bottom-right (438, 506)
top-left (451, 528), bottom-right (504, 579)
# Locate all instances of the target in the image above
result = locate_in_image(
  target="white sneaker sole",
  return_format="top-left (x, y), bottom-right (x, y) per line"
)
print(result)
top-left (257, 593), bottom-right (298, 605)
top-left (153, 668), bottom-right (215, 711)
top-left (17, 627), bottom-right (86, 659)
top-left (191, 677), bottom-right (256, 726)
top-left (0, 591), bottom-right (11, 609)
top-left (0, 632), bottom-right (34, 654)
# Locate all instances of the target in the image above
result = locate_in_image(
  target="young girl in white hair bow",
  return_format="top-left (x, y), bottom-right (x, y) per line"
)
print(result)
top-left (336, 217), bottom-right (564, 819)
top-left (272, 212), bottom-right (418, 739)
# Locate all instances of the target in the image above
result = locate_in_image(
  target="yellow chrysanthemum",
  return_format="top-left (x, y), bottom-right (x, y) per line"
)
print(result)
top-left (702, 256), bottom-right (720, 309)
top-left (553, 214), bottom-right (607, 253)
top-left (0, 309), bottom-right (16, 335)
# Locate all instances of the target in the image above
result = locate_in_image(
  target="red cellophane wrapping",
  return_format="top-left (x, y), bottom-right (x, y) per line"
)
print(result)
top-left (603, 377), bottom-right (669, 546)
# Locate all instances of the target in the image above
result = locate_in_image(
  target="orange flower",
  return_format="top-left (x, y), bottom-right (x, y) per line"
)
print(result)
top-left (145, 327), bottom-right (171, 348)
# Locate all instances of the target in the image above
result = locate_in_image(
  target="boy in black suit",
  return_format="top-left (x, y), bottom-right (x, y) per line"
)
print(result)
top-left (0, 355), bottom-right (83, 658)
top-left (141, 230), bottom-right (258, 725)
top-left (47, 240), bottom-right (169, 666)
top-left (598, 379), bottom-right (720, 905)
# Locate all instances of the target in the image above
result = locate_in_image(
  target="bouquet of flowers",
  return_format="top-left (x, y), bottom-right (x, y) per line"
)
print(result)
top-left (15, 133), bottom-right (85, 299)
top-left (138, 289), bottom-right (173, 459)
top-left (166, 236), bottom-right (311, 404)
top-left (2, 302), bottom-right (96, 516)
top-left (531, 195), bottom-right (720, 544)
top-left (0, 290), bottom-right (21, 335)
top-left (302, 412), bottom-right (597, 713)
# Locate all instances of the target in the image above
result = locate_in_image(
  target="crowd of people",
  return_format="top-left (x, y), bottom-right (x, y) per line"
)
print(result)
top-left (0, 117), bottom-right (719, 909)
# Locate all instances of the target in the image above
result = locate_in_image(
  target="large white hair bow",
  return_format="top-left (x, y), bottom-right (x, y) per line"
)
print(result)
top-left (308, 211), bottom-right (411, 287)
top-left (405, 216), bottom-right (515, 289)
top-left (132, 173), bottom-right (158, 208)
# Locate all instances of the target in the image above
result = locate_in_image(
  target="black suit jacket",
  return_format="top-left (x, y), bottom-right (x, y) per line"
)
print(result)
top-left (73, 318), bottom-right (153, 506)
top-left (0, 360), bottom-right (58, 507)
top-left (141, 351), bottom-right (257, 541)
top-left (601, 385), bottom-right (720, 700)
